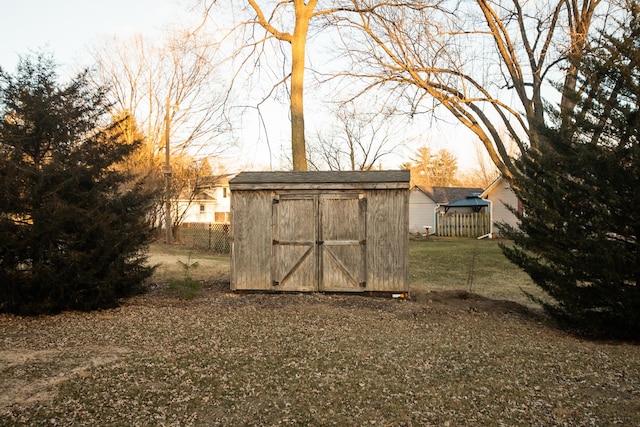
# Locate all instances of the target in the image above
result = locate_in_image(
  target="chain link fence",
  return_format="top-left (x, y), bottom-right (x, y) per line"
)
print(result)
top-left (176, 223), bottom-right (231, 253)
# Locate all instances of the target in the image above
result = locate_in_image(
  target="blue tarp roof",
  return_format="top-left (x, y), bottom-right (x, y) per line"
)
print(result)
top-left (446, 193), bottom-right (489, 208)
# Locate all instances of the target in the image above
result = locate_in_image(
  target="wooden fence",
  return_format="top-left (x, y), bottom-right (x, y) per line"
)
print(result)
top-left (437, 212), bottom-right (490, 238)
top-left (176, 223), bottom-right (231, 253)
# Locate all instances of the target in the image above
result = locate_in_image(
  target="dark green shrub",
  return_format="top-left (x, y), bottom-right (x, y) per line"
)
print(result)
top-left (499, 5), bottom-right (640, 340)
top-left (0, 53), bottom-right (156, 314)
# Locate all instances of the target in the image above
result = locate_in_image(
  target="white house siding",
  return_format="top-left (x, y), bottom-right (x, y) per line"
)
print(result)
top-left (179, 200), bottom-right (215, 223)
top-left (177, 186), bottom-right (231, 224)
top-left (409, 188), bottom-right (437, 234)
top-left (483, 178), bottom-right (519, 234)
top-left (212, 186), bottom-right (231, 222)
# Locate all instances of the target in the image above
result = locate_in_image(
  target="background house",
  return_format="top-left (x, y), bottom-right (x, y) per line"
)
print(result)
top-left (481, 176), bottom-right (521, 235)
top-left (175, 175), bottom-right (232, 224)
top-left (409, 186), bottom-right (483, 234)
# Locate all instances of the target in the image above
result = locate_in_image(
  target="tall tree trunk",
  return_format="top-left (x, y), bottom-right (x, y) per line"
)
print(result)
top-left (290, 3), bottom-right (312, 171)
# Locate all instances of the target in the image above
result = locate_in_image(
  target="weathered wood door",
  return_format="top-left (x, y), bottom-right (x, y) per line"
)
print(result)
top-left (271, 194), bottom-right (318, 291)
top-left (271, 193), bottom-right (366, 291)
top-left (319, 194), bottom-right (366, 292)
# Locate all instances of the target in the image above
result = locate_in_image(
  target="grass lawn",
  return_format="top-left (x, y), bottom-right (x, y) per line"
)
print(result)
top-left (147, 243), bottom-right (230, 282)
top-left (1, 238), bottom-right (639, 425)
top-left (408, 238), bottom-right (546, 307)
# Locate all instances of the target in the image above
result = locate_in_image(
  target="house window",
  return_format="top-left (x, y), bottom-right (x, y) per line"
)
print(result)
top-left (222, 187), bottom-right (228, 198)
top-left (200, 204), bottom-right (206, 214)
top-left (215, 211), bottom-right (230, 223)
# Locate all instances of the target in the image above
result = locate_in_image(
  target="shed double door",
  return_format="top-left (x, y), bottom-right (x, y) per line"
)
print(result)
top-left (272, 193), bottom-right (366, 292)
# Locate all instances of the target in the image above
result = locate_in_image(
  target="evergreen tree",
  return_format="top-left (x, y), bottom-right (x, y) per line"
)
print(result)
top-left (0, 53), bottom-right (157, 314)
top-left (404, 146), bottom-right (460, 188)
top-left (499, 3), bottom-right (640, 340)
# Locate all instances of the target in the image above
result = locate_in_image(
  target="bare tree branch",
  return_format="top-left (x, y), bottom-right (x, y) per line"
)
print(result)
top-left (325, 0), bottom-right (607, 178)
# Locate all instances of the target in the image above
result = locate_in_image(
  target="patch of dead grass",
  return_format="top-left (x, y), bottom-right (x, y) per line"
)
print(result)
top-left (147, 243), bottom-right (230, 282)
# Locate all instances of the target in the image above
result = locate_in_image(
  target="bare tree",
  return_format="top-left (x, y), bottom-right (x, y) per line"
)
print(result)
top-left (330, 0), bottom-right (607, 179)
top-left (89, 27), bottom-right (230, 234)
top-left (168, 157), bottom-right (224, 230)
top-left (249, 0), bottom-right (316, 171)
top-left (210, 0), bottom-right (320, 170)
top-left (90, 29), bottom-right (229, 158)
top-left (459, 139), bottom-right (501, 188)
top-left (308, 104), bottom-right (403, 170)
top-left (108, 111), bottom-right (217, 234)
top-left (202, 0), bottom-right (367, 171)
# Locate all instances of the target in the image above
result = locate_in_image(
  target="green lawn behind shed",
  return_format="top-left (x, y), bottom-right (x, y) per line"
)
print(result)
top-left (409, 237), bottom-right (543, 307)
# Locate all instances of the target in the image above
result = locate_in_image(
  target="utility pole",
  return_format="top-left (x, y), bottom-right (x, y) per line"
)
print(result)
top-left (163, 95), bottom-right (173, 244)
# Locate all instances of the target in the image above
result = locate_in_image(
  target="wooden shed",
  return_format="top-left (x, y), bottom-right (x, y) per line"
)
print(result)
top-left (229, 170), bottom-right (410, 294)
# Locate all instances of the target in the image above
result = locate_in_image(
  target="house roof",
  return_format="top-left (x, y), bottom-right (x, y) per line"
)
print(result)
top-left (198, 174), bottom-right (234, 188)
top-left (414, 186), bottom-right (484, 204)
top-left (230, 170), bottom-right (410, 190)
top-left (176, 188), bottom-right (217, 201)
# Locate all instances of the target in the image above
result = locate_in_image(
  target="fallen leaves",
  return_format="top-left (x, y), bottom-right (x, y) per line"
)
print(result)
top-left (1, 287), bottom-right (639, 426)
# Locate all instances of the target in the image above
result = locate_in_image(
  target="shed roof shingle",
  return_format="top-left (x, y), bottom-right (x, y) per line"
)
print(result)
top-left (230, 170), bottom-right (410, 190)
top-left (230, 170), bottom-right (409, 184)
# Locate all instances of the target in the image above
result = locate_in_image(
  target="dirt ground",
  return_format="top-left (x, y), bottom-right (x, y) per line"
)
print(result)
top-left (2, 244), bottom-right (639, 425)
top-left (3, 282), bottom-right (639, 426)
top-left (1, 287), bottom-right (534, 410)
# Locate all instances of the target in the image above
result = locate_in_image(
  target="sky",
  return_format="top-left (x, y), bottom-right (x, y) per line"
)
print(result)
top-left (0, 0), bottom-right (486, 173)
top-left (0, 0), bottom-right (189, 71)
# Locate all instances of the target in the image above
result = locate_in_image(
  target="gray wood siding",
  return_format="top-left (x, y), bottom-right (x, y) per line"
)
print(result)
top-left (365, 190), bottom-right (409, 292)
top-left (230, 171), bottom-right (409, 293)
top-left (230, 190), bottom-right (272, 290)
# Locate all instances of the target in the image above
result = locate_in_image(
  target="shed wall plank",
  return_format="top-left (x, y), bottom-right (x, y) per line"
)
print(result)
top-left (231, 190), bottom-right (272, 290)
top-left (365, 190), bottom-right (409, 292)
